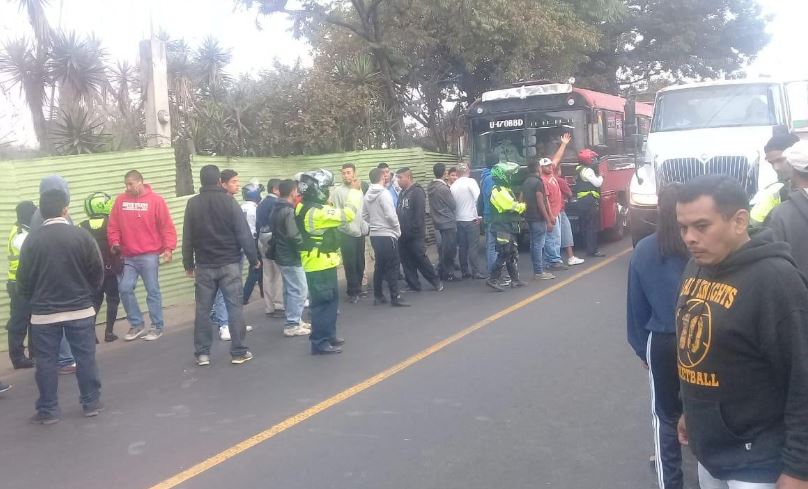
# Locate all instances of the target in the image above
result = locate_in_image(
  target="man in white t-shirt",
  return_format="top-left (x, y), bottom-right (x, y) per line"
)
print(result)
top-left (451, 164), bottom-right (486, 279)
top-left (241, 180), bottom-right (264, 305)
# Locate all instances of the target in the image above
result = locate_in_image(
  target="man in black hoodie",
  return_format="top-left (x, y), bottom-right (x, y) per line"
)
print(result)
top-left (426, 163), bottom-right (458, 281)
top-left (675, 175), bottom-right (808, 488)
top-left (183, 165), bottom-right (259, 367)
top-left (396, 168), bottom-right (442, 292)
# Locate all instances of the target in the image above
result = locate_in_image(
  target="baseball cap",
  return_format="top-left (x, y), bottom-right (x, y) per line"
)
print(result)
top-left (539, 158), bottom-right (553, 166)
top-left (578, 148), bottom-right (599, 165)
top-left (784, 140), bottom-right (808, 172)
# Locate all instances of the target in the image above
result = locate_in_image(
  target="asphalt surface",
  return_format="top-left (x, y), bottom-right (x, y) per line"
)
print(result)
top-left (0, 237), bottom-right (699, 489)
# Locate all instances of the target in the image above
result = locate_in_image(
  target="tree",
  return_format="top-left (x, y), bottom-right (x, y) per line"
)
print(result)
top-left (0, 38), bottom-right (50, 149)
top-left (578, 0), bottom-right (770, 93)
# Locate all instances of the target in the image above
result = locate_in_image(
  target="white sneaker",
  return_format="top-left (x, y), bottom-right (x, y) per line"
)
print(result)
top-left (283, 325), bottom-right (310, 337)
top-left (567, 256), bottom-right (585, 266)
top-left (142, 329), bottom-right (163, 341)
top-left (298, 321), bottom-right (311, 334)
top-left (219, 325), bottom-right (231, 341)
top-left (197, 354), bottom-right (210, 366)
top-left (246, 325), bottom-right (253, 332)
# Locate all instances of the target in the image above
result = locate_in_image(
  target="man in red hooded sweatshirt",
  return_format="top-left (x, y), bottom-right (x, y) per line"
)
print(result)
top-left (108, 170), bottom-right (177, 342)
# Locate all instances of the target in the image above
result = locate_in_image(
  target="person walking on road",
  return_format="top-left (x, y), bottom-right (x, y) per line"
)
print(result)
top-left (364, 168), bottom-right (408, 307)
top-left (267, 179), bottom-right (311, 337)
top-left (209, 169), bottom-right (241, 341)
top-left (767, 141), bottom-right (808, 276)
top-left (256, 179), bottom-right (285, 317)
top-left (295, 169), bottom-right (357, 355)
top-left (675, 175), bottom-right (808, 489)
top-left (452, 164), bottom-right (486, 280)
top-left (183, 165), bottom-right (259, 367)
top-left (522, 160), bottom-right (554, 281)
top-left (6, 200), bottom-right (37, 368)
top-left (109, 170), bottom-right (177, 342)
top-left (427, 163), bottom-right (459, 282)
top-left (487, 162), bottom-right (527, 291)
top-left (19, 189), bottom-right (104, 424)
top-left (627, 184), bottom-right (688, 489)
top-left (574, 149), bottom-right (605, 257)
top-left (395, 168), bottom-right (443, 293)
top-left (331, 163), bottom-right (369, 303)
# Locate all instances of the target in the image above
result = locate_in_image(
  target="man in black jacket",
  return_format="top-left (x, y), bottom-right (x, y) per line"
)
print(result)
top-left (675, 175), bottom-right (808, 488)
top-left (426, 163), bottom-right (458, 281)
top-left (18, 189), bottom-right (104, 424)
top-left (183, 165), bottom-right (259, 367)
top-left (768, 141), bottom-right (808, 277)
top-left (268, 179), bottom-right (311, 337)
top-left (396, 168), bottom-right (442, 292)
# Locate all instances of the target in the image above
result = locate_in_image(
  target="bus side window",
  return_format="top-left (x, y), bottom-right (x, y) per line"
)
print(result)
top-left (591, 110), bottom-right (605, 147)
top-left (604, 110), bottom-right (624, 155)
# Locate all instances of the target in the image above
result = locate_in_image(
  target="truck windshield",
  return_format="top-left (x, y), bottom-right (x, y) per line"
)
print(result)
top-left (470, 110), bottom-right (585, 168)
top-left (652, 84), bottom-right (779, 132)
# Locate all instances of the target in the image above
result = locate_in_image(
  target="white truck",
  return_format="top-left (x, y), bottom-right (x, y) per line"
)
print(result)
top-left (629, 79), bottom-right (808, 244)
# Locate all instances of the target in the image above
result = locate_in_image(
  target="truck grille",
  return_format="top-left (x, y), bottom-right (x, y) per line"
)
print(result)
top-left (658, 156), bottom-right (755, 196)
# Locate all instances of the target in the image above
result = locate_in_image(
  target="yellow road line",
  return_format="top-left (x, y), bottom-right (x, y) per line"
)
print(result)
top-left (150, 247), bottom-right (633, 489)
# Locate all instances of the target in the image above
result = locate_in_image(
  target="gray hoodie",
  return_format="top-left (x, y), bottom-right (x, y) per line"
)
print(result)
top-left (30, 175), bottom-right (72, 232)
top-left (362, 183), bottom-right (401, 239)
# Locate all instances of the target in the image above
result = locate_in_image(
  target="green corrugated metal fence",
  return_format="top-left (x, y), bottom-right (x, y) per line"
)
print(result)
top-left (0, 147), bottom-right (456, 350)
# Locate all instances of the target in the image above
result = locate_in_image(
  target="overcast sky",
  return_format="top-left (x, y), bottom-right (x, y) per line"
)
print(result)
top-left (1, 0), bottom-right (806, 147)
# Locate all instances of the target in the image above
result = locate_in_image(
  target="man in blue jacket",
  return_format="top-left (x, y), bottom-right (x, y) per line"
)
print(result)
top-left (480, 156), bottom-right (497, 274)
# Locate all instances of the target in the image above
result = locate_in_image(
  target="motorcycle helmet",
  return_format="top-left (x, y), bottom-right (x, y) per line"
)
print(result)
top-left (241, 181), bottom-right (264, 203)
top-left (298, 169), bottom-right (334, 204)
top-left (491, 162), bottom-right (520, 186)
top-left (84, 191), bottom-right (113, 217)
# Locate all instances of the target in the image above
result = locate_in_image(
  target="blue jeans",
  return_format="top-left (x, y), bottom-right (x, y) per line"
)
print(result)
top-left (58, 334), bottom-right (74, 367)
top-left (528, 221), bottom-right (548, 274)
top-left (558, 210), bottom-right (574, 249)
top-left (485, 222), bottom-right (497, 273)
top-left (306, 268), bottom-right (339, 350)
top-left (194, 264), bottom-right (248, 357)
top-left (210, 290), bottom-right (227, 327)
top-left (543, 221), bottom-right (562, 265)
top-left (118, 254), bottom-right (164, 330)
top-left (280, 265), bottom-right (308, 325)
top-left (32, 316), bottom-right (102, 417)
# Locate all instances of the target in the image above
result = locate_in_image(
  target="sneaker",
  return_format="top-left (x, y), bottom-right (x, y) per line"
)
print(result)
top-left (31, 412), bottom-right (59, 425)
top-left (231, 351), bottom-right (253, 365)
top-left (124, 327), bottom-right (145, 341)
top-left (511, 280), bottom-right (527, 288)
top-left (548, 262), bottom-right (569, 271)
top-left (142, 329), bottom-right (163, 341)
top-left (83, 401), bottom-right (104, 417)
top-left (298, 321), bottom-right (312, 333)
top-left (534, 272), bottom-right (556, 280)
top-left (196, 354), bottom-right (210, 366)
top-left (219, 325), bottom-right (231, 341)
top-left (0, 382), bottom-right (11, 394)
top-left (486, 279), bottom-right (505, 292)
top-left (12, 358), bottom-right (34, 369)
top-left (58, 363), bottom-right (77, 375)
top-left (246, 325), bottom-right (253, 332)
top-left (104, 332), bottom-right (118, 343)
top-left (284, 325), bottom-right (310, 337)
top-left (567, 256), bottom-right (585, 266)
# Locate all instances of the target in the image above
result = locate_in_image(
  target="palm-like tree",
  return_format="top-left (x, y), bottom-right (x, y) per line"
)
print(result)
top-left (49, 107), bottom-right (111, 155)
top-left (0, 37), bottom-right (50, 149)
top-left (49, 31), bottom-right (110, 110)
top-left (194, 36), bottom-right (231, 100)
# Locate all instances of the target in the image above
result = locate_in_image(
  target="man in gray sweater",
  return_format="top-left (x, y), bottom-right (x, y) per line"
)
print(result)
top-left (363, 168), bottom-right (409, 307)
top-left (426, 163), bottom-right (458, 282)
top-left (768, 141), bottom-right (808, 276)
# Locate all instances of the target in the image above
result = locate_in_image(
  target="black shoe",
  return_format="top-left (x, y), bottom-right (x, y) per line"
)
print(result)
top-left (486, 279), bottom-right (505, 292)
top-left (401, 286), bottom-right (421, 293)
top-left (311, 344), bottom-right (342, 355)
top-left (104, 332), bottom-right (118, 343)
top-left (445, 275), bottom-right (460, 282)
top-left (329, 337), bottom-right (345, 347)
top-left (391, 297), bottom-right (411, 307)
top-left (472, 273), bottom-right (488, 280)
top-left (12, 359), bottom-right (34, 369)
top-left (348, 295), bottom-right (360, 304)
top-left (0, 382), bottom-right (11, 394)
top-left (511, 279), bottom-right (527, 288)
top-left (83, 401), bottom-right (104, 417)
top-left (548, 262), bottom-right (569, 271)
top-left (589, 251), bottom-right (606, 258)
top-left (373, 296), bottom-right (388, 305)
top-left (462, 273), bottom-right (472, 279)
top-left (31, 412), bottom-right (59, 425)
top-left (431, 281), bottom-right (445, 292)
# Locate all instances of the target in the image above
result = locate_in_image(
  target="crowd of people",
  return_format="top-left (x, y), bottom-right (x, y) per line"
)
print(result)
top-left (627, 135), bottom-right (808, 489)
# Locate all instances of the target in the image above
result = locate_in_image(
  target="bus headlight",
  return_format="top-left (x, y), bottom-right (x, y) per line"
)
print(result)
top-left (630, 192), bottom-right (658, 207)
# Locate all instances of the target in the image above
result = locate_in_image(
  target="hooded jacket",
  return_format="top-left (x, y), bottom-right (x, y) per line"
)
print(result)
top-left (30, 175), bottom-right (71, 232)
top-left (480, 168), bottom-right (494, 220)
top-left (267, 199), bottom-right (303, 267)
top-left (182, 185), bottom-right (258, 270)
top-left (426, 179), bottom-right (456, 231)
top-left (767, 189), bottom-right (808, 276)
top-left (676, 231), bottom-right (808, 482)
top-left (108, 184), bottom-right (177, 257)
top-left (362, 183), bottom-right (401, 239)
top-left (396, 183), bottom-right (427, 239)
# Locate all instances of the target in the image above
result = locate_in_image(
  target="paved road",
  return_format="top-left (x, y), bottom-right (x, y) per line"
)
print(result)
top-left (0, 238), bottom-right (698, 489)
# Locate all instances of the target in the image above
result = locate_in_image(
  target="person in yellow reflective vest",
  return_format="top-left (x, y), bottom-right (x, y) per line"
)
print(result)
top-left (574, 149), bottom-right (605, 257)
top-left (486, 162), bottom-right (527, 292)
top-left (295, 169), bottom-right (358, 354)
top-left (750, 133), bottom-right (800, 226)
top-left (6, 201), bottom-right (37, 369)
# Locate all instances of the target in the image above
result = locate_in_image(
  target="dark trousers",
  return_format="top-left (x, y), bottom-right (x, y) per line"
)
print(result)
top-left (435, 227), bottom-right (458, 280)
top-left (579, 196), bottom-right (600, 255)
top-left (6, 281), bottom-right (32, 366)
top-left (194, 263), bottom-right (248, 358)
top-left (647, 332), bottom-right (683, 489)
top-left (243, 262), bottom-right (263, 303)
top-left (306, 267), bottom-right (339, 350)
top-left (457, 220), bottom-right (482, 276)
top-left (491, 232), bottom-right (520, 281)
top-left (399, 235), bottom-right (439, 291)
top-left (339, 233), bottom-right (365, 298)
top-left (93, 274), bottom-right (120, 335)
top-left (31, 316), bottom-right (101, 417)
top-left (370, 236), bottom-right (401, 300)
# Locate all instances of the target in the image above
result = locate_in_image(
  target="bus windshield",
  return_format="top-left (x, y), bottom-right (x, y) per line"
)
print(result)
top-left (470, 110), bottom-right (586, 168)
top-left (651, 84), bottom-right (780, 132)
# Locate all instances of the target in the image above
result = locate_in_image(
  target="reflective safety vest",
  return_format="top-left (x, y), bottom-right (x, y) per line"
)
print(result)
top-left (295, 201), bottom-right (357, 273)
top-left (490, 185), bottom-right (526, 217)
top-left (7, 224), bottom-right (28, 281)
top-left (575, 165), bottom-right (601, 200)
top-left (750, 182), bottom-right (784, 225)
